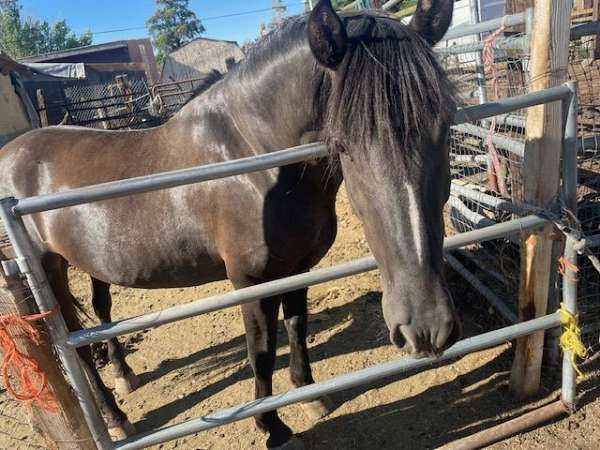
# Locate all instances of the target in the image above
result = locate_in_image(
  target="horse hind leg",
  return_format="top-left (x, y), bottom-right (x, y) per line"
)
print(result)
top-left (91, 277), bottom-right (139, 395)
top-left (282, 288), bottom-right (334, 423)
top-left (43, 255), bottom-right (135, 439)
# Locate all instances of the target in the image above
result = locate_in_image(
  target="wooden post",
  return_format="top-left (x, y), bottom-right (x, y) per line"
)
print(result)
top-left (0, 239), bottom-right (96, 449)
top-left (36, 89), bottom-right (48, 127)
top-left (509, 0), bottom-right (574, 399)
top-left (593, 0), bottom-right (600, 59)
top-left (96, 107), bottom-right (110, 130)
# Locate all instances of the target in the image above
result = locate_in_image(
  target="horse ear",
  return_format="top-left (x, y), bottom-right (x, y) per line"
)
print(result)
top-left (409, 0), bottom-right (454, 45)
top-left (307, 0), bottom-right (348, 69)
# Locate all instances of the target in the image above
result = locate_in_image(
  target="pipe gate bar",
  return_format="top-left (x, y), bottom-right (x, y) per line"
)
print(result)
top-left (112, 313), bottom-right (562, 450)
top-left (12, 84), bottom-right (573, 217)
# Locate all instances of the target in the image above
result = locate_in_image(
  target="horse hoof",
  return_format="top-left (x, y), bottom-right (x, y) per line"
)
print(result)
top-left (269, 436), bottom-right (305, 450)
top-left (115, 372), bottom-right (140, 395)
top-left (108, 420), bottom-right (135, 441)
top-left (301, 395), bottom-right (335, 421)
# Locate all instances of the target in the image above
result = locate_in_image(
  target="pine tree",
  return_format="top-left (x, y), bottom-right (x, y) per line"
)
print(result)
top-left (147, 0), bottom-right (204, 68)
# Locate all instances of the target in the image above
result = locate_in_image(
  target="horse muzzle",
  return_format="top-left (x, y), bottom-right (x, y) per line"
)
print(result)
top-left (389, 318), bottom-right (461, 358)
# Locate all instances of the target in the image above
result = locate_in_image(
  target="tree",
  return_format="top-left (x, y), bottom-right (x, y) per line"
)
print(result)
top-left (0, 0), bottom-right (92, 58)
top-left (147, 0), bottom-right (204, 68)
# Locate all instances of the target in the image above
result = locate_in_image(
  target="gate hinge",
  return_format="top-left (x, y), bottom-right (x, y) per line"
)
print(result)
top-left (1, 257), bottom-right (31, 277)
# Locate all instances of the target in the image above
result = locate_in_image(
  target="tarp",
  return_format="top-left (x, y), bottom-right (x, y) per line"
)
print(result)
top-left (22, 62), bottom-right (86, 79)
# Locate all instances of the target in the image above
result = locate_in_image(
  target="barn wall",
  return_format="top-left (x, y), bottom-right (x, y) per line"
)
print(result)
top-left (479, 0), bottom-right (506, 21)
top-left (162, 39), bottom-right (244, 82)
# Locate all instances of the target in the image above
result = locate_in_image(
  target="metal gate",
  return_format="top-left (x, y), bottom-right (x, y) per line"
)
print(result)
top-left (0, 82), bottom-right (580, 450)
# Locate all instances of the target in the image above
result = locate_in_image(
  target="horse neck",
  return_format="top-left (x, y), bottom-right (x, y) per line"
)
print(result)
top-left (162, 46), bottom-right (341, 200)
top-left (202, 47), bottom-right (319, 153)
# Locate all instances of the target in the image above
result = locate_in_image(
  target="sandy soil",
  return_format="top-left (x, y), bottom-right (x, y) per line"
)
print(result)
top-left (2, 186), bottom-right (600, 450)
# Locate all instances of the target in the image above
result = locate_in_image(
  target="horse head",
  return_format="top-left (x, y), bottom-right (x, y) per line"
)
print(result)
top-left (308, 0), bottom-right (460, 357)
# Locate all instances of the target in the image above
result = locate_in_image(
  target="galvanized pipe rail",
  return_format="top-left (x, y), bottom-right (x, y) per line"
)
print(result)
top-left (114, 312), bottom-right (561, 450)
top-left (442, 11), bottom-right (527, 42)
top-left (436, 36), bottom-right (529, 55)
top-left (12, 84), bottom-right (573, 217)
top-left (0, 82), bottom-right (578, 450)
top-left (452, 123), bottom-right (525, 157)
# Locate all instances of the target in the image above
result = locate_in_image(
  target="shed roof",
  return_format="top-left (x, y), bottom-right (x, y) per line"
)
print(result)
top-left (18, 41), bottom-right (130, 63)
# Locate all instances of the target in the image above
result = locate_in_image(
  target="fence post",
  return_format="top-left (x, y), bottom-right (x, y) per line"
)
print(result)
top-left (0, 225), bottom-right (97, 449)
top-left (35, 89), bottom-right (48, 127)
top-left (0, 198), bottom-right (113, 450)
top-left (561, 81), bottom-right (579, 413)
top-left (509, 0), bottom-right (574, 399)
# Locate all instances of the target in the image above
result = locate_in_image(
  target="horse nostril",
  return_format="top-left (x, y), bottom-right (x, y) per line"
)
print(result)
top-left (390, 325), bottom-right (406, 349)
top-left (444, 320), bottom-right (462, 350)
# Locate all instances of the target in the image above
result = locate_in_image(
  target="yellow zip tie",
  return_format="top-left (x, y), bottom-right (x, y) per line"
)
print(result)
top-left (558, 303), bottom-right (589, 380)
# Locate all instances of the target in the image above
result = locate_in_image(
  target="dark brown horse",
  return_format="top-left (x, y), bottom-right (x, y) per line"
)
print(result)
top-left (0, 1), bottom-right (458, 448)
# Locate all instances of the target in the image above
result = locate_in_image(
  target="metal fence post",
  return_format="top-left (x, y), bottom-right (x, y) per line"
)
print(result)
top-left (0, 197), bottom-right (113, 450)
top-left (561, 81), bottom-right (579, 413)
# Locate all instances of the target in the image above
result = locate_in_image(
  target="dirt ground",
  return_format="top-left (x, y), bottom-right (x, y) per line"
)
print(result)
top-left (3, 186), bottom-right (600, 450)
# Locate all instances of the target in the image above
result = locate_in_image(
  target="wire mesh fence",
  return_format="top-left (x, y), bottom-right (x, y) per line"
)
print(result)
top-left (441, 17), bottom-right (600, 363)
top-left (570, 31), bottom-right (600, 355)
top-left (37, 73), bottom-right (220, 131)
top-left (440, 31), bottom-right (530, 325)
top-left (40, 73), bottom-right (160, 130)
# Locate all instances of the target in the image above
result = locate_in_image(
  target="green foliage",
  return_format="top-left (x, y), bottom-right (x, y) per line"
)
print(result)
top-left (0, 0), bottom-right (92, 58)
top-left (147, 0), bottom-right (204, 68)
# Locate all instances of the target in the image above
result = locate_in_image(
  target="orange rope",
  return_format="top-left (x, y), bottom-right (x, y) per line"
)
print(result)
top-left (482, 25), bottom-right (510, 198)
top-left (558, 255), bottom-right (579, 283)
top-left (0, 305), bottom-right (60, 412)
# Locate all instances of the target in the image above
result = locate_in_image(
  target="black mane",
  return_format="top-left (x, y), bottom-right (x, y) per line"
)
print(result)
top-left (232, 10), bottom-right (456, 160)
top-left (323, 11), bottom-right (456, 159)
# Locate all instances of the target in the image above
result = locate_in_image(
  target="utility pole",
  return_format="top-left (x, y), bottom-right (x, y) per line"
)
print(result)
top-left (272, 0), bottom-right (287, 25)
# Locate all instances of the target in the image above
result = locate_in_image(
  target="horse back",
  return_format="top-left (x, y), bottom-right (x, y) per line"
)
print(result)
top-left (0, 125), bottom-right (339, 289)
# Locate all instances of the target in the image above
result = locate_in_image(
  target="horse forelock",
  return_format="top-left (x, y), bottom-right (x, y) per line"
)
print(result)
top-left (321, 11), bottom-right (457, 167)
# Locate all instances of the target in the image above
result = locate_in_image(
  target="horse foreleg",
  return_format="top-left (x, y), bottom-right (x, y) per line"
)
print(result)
top-left (239, 292), bottom-right (301, 449)
top-left (282, 289), bottom-right (333, 422)
top-left (91, 277), bottom-right (139, 395)
top-left (43, 256), bottom-right (134, 439)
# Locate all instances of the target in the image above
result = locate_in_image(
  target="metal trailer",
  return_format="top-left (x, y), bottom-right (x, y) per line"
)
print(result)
top-left (0, 82), bottom-right (579, 450)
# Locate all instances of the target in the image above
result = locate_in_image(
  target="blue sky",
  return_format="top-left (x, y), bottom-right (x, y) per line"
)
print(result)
top-left (18, 1), bottom-right (309, 46)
